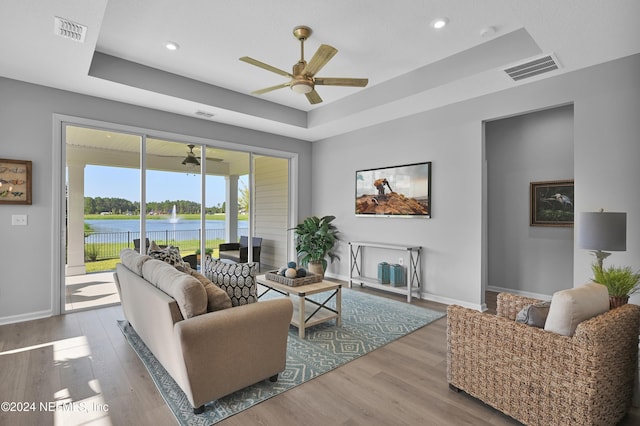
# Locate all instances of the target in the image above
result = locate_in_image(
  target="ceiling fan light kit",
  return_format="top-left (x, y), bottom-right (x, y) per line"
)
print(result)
top-left (181, 144), bottom-right (200, 169)
top-left (239, 25), bottom-right (368, 104)
top-left (291, 79), bottom-right (313, 94)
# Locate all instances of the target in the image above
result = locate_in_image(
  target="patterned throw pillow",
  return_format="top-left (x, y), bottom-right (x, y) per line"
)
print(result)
top-left (204, 259), bottom-right (257, 306)
top-left (149, 245), bottom-right (190, 272)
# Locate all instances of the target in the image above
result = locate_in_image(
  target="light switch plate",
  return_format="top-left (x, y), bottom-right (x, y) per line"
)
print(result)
top-left (11, 214), bottom-right (27, 226)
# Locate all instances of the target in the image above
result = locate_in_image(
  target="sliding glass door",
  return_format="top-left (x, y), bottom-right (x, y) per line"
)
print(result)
top-left (63, 121), bottom-right (291, 313)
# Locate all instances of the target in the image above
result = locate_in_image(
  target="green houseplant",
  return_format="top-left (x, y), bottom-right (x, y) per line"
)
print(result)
top-left (591, 263), bottom-right (640, 308)
top-left (195, 247), bottom-right (213, 260)
top-left (291, 215), bottom-right (340, 277)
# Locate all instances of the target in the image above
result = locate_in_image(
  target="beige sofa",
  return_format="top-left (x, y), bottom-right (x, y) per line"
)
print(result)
top-left (114, 249), bottom-right (293, 414)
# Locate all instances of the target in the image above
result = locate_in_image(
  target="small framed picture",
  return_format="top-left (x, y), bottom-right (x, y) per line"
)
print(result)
top-left (0, 158), bottom-right (32, 205)
top-left (530, 180), bottom-right (574, 227)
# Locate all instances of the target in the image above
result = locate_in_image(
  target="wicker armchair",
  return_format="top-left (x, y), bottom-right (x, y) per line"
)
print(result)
top-left (447, 293), bottom-right (640, 426)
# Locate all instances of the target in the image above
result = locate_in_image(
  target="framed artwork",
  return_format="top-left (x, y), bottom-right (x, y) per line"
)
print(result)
top-left (0, 158), bottom-right (32, 205)
top-left (530, 180), bottom-right (574, 227)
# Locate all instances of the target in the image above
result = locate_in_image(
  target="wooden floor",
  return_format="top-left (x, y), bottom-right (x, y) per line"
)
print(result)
top-left (0, 289), bottom-right (638, 425)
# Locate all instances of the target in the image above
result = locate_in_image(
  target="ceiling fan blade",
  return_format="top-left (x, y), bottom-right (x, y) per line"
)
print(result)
top-left (313, 77), bottom-right (369, 87)
top-left (302, 44), bottom-right (337, 77)
top-left (252, 82), bottom-right (291, 95)
top-left (314, 77), bottom-right (369, 87)
top-left (305, 89), bottom-right (323, 105)
top-left (239, 56), bottom-right (293, 78)
top-left (148, 153), bottom-right (224, 162)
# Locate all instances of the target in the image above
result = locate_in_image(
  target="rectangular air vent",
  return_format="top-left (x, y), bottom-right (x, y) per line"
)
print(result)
top-left (195, 110), bottom-right (215, 118)
top-left (54, 16), bottom-right (87, 43)
top-left (504, 54), bottom-right (560, 81)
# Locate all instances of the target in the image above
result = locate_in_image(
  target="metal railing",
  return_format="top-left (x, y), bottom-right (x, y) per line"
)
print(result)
top-left (84, 228), bottom-right (248, 261)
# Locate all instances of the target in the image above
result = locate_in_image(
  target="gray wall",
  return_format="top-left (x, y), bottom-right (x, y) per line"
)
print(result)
top-left (0, 78), bottom-right (312, 324)
top-left (313, 119), bottom-right (484, 308)
top-left (2, 53), bottom-right (639, 321)
top-left (486, 105), bottom-right (574, 296)
top-left (313, 53), bottom-right (640, 309)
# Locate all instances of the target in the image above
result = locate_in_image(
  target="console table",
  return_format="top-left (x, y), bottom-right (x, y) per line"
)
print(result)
top-left (348, 241), bottom-right (422, 302)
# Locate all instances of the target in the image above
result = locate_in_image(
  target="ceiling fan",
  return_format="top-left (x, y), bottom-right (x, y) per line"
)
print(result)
top-left (148, 144), bottom-right (224, 166)
top-left (181, 144), bottom-right (201, 167)
top-left (240, 26), bottom-right (368, 105)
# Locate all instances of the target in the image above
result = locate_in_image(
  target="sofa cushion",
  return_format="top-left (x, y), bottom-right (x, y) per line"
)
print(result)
top-left (142, 259), bottom-right (207, 319)
top-left (544, 282), bottom-right (609, 336)
top-left (149, 245), bottom-right (191, 272)
top-left (119, 248), bottom-right (152, 276)
top-left (189, 270), bottom-right (232, 312)
top-left (516, 301), bottom-right (551, 328)
top-left (205, 259), bottom-right (257, 306)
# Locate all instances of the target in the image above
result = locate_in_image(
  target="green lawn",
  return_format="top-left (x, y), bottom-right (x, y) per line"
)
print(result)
top-left (85, 246), bottom-right (222, 273)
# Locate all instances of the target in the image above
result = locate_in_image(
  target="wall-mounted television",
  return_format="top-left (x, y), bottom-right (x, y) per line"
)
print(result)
top-left (355, 161), bottom-right (431, 218)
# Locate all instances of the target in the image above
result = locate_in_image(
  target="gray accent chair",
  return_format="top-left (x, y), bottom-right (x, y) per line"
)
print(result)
top-left (219, 236), bottom-right (262, 271)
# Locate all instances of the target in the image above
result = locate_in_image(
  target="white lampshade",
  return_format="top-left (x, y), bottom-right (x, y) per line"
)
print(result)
top-left (577, 211), bottom-right (626, 251)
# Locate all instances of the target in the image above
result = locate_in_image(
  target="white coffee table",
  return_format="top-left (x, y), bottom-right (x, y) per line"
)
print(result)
top-left (256, 274), bottom-right (342, 338)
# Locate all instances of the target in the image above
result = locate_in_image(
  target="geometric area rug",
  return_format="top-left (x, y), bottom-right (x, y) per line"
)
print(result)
top-left (117, 288), bottom-right (445, 425)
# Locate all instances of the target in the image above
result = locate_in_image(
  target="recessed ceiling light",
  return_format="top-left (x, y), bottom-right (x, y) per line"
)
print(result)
top-left (165, 41), bottom-right (179, 51)
top-left (431, 17), bottom-right (449, 30)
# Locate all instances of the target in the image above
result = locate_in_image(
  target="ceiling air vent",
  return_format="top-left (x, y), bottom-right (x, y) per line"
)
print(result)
top-left (195, 111), bottom-right (215, 119)
top-left (54, 16), bottom-right (87, 43)
top-left (504, 54), bottom-right (560, 81)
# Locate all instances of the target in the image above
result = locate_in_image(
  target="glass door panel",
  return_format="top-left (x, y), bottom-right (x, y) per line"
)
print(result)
top-left (144, 138), bottom-right (201, 262)
top-left (65, 125), bottom-right (141, 312)
top-left (205, 148), bottom-right (250, 261)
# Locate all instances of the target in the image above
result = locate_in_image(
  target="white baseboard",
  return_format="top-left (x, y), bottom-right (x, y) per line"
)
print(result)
top-left (420, 293), bottom-right (487, 312)
top-left (486, 285), bottom-right (552, 301)
top-left (326, 272), bottom-right (486, 311)
top-left (0, 309), bottom-right (53, 326)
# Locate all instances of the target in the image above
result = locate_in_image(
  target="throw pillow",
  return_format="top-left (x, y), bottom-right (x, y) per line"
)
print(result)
top-left (516, 301), bottom-right (551, 328)
top-left (148, 240), bottom-right (163, 254)
top-left (205, 259), bottom-right (257, 306)
top-left (142, 259), bottom-right (207, 319)
top-left (148, 245), bottom-right (191, 272)
top-left (543, 282), bottom-right (609, 336)
top-left (190, 270), bottom-right (232, 312)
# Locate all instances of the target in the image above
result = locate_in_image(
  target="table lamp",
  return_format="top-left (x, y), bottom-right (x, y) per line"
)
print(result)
top-left (577, 210), bottom-right (627, 269)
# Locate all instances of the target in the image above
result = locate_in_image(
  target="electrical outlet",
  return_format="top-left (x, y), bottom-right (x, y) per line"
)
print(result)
top-left (11, 214), bottom-right (27, 226)
top-left (398, 257), bottom-right (403, 266)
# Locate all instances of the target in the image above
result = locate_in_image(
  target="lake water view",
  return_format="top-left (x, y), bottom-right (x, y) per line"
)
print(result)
top-left (85, 218), bottom-right (248, 243)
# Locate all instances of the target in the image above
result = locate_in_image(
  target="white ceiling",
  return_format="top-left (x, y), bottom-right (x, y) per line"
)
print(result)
top-left (2, 0), bottom-right (640, 141)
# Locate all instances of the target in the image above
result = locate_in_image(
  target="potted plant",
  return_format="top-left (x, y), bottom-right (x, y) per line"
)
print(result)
top-left (291, 215), bottom-right (340, 277)
top-left (591, 263), bottom-right (640, 308)
top-left (195, 247), bottom-right (213, 261)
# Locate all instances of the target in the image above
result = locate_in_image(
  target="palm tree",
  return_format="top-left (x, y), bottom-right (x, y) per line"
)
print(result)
top-left (238, 180), bottom-right (249, 214)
